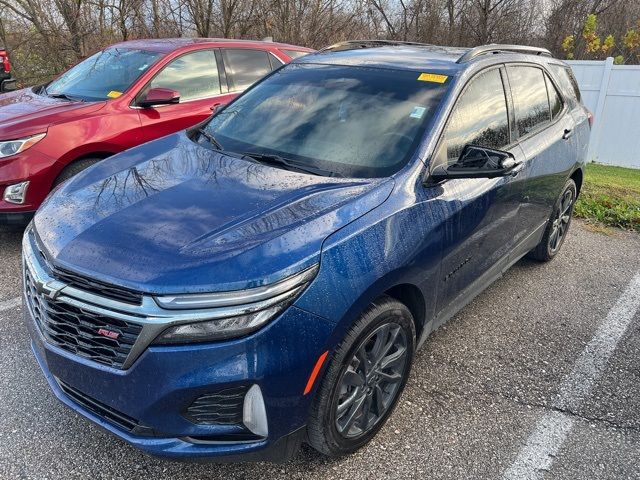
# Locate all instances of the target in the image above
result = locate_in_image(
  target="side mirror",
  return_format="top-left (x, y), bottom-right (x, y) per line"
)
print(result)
top-left (138, 88), bottom-right (180, 108)
top-left (429, 145), bottom-right (521, 182)
top-left (1, 79), bottom-right (17, 92)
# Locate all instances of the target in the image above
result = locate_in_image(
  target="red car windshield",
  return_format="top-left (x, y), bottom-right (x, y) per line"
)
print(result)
top-left (46, 47), bottom-right (162, 101)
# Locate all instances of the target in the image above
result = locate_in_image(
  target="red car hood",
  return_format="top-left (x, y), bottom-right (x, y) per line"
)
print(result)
top-left (0, 88), bottom-right (105, 139)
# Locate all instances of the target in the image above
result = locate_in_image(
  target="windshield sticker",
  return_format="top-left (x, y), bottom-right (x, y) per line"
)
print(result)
top-left (418, 73), bottom-right (448, 83)
top-left (107, 90), bottom-right (123, 98)
top-left (410, 106), bottom-right (427, 119)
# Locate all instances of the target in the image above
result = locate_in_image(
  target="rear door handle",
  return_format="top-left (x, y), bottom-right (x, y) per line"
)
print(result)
top-left (562, 128), bottom-right (573, 140)
top-left (211, 103), bottom-right (225, 112)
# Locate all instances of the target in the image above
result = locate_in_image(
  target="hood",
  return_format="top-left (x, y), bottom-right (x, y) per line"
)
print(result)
top-left (0, 88), bottom-right (105, 139)
top-left (34, 132), bottom-right (394, 294)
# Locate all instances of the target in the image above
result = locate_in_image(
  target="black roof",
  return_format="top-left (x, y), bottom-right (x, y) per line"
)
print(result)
top-left (298, 41), bottom-right (554, 74)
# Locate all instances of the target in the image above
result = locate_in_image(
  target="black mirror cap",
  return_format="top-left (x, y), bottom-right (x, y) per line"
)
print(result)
top-left (427, 145), bottom-right (520, 183)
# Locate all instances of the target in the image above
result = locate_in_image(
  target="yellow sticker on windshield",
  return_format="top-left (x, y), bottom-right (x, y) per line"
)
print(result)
top-left (107, 90), bottom-right (123, 98)
top-left (418, 73), bottom-right (448, 83)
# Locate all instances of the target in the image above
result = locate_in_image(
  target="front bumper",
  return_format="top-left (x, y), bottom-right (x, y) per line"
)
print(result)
top-left (0, 148), bottom-right (57, 216)
top-left (0, 210), bottom-right (34, 226)
top-left (22, 230), bottom-right (335, 461)
top-left (25, 297), bottom-right (333, 461)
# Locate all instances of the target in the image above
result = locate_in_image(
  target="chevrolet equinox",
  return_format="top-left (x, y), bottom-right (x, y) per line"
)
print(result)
top-left (23, 41), bottom-right (590, 461)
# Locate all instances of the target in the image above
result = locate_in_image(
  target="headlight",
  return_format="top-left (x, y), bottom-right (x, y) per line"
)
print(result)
top-left (0, 133), bottom-right (47, 158)
top-left (152, 264), bottom-right (318, 344)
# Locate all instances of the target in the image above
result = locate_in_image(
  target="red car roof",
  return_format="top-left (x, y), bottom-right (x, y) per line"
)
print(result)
top-left (108, 38), bottom-right (314, 54)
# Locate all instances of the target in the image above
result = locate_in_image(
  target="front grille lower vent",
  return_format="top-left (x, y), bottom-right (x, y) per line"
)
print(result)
top-left (184, 386), bottom-right (248, 425)
top-left (56, 378), bottom-right (143, 433)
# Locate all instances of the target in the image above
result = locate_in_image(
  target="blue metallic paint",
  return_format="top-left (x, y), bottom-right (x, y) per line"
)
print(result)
top-left (24, 48), bottom-right (588, 461)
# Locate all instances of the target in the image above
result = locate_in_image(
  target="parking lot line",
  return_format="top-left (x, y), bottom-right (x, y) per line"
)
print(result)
top-left (503, 271), bottom-right (640, 480)
top-left (0, 296), bottom-right (20, 312)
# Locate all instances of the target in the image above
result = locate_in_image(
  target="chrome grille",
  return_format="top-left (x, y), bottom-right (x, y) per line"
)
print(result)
top-left (24, 267), bottom-right (142, 369)
top-left (23, 226), bottom-right (318, 370)
top-left (50, 266), bottom-right (142, 306)
top-left (32, 234), bottom-right (142, 306)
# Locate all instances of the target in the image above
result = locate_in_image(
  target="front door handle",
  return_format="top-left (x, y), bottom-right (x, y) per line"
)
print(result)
top-left (510, 162), bottom-right (524, 176)
top-left (211, 103), bottom-right (225, 112)
top-left (562, 128), bottom-right (573, 140)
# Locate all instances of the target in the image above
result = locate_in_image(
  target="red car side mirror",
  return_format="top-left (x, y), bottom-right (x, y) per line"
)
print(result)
top-left (138, 88), bottom-right (180, 108)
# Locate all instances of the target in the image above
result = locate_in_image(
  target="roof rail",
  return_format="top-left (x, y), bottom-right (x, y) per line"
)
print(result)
top-left (457, 44), bottom-right (552, 63)
top-left (319, 39), bottom-right (434, 53)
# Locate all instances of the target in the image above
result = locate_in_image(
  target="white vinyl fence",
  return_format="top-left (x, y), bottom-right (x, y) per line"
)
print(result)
top-left (567, 58), bottom-right (640, 169)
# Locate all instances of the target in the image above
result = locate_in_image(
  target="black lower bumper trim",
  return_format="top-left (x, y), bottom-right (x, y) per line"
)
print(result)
top-left (0, 211), bottom-right (34, 226)
top-left (173, 426), bottom-right (307, 464)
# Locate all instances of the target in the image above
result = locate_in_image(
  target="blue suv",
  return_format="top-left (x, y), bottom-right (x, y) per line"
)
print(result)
top-left (23, 41), bottom-right (590, 461)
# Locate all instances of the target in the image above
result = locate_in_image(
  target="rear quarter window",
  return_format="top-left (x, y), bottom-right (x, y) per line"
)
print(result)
top-left (222, 49), bottom-right (272, 92)
top-left (280, 49), bottom-right (310, 59)
top-left (545, 73), bottom-right (563, 120)
top-left (508, 66), bottom-right (551, 137)
top-left (549, 64), bottom-right (582, 106)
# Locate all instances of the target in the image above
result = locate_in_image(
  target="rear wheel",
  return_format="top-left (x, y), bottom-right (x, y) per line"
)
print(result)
top-left (307, 296), bottom-right (415, 457)
top-left (527, 178), bottom-right (577, 262)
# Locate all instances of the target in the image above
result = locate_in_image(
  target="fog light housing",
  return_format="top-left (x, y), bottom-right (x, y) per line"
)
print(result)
top-left (243, 384), bottom-right (268, 437)
top-left (3, 181), bottom-right (29, 204)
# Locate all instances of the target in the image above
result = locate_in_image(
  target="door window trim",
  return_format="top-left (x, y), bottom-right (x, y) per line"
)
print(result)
top-left (221, 47), bottom-right (276, 93)
top-left (130, 48), bottom-right (224, 108)
top-left (427, 64), bottom-right (516, 175)
top-left (504, 62), bottom-right (568, 144)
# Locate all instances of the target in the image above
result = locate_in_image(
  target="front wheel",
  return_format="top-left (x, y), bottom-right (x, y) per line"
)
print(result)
top-left (527, 178), bottom-right (577, 262)
top-left (306, 296), bottom-right (416, 457)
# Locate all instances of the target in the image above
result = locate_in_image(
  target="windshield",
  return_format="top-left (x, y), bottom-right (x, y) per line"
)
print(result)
top-left (202, 63), bottom-right (449, 178)
top-left (46, 48), bottom-right (163, 101)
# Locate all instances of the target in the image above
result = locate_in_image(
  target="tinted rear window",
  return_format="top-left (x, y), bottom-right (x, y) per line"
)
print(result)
top-left (222, 49), bottom-right (272, 91)
top-left (545, 73), bottom-right (563, 119)
top-left (508, 66), bottom-right (551, 136)
top-left (550, 64), bottom-right (582, 104)
top-left (281, 49), bottom-right (310, 59)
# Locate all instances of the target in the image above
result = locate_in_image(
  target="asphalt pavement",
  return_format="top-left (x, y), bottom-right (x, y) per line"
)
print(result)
top-left (1, 220), bottom-right (639, 479)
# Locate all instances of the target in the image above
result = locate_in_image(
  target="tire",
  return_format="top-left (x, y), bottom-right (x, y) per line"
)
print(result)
top-left (53, 158), bottom-right (102, 187)
top-left (307, 295), bottom-right (416, 457)
top-left (527, 178), bottom-right (577, 262)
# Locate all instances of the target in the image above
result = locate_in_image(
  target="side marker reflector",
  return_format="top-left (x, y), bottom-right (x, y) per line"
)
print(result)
top-left (303, 351), bottom-right (329, 395)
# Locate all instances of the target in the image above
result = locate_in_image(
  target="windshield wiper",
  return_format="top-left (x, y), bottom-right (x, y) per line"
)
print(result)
top-left (47, 92), bottom-right (84, 102)
top-left (196, 127), bottom-right (224, 151)
top-left (241, 152), bottom-right (340, 177)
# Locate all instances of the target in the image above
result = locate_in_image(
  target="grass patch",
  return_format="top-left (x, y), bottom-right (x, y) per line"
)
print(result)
top-left (574, 163), bottom-right (640, 232)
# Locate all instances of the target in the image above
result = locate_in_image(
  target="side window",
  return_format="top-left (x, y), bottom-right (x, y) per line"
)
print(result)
top-left (149, 50), bottom-right (220, 101)
top-left (549, 64), bottom-right (582, 105)
top-left (269, 54), bottom-right (284, 70)
top-left (280, 49), bottom-right (309, 59)
top-left (545, 73), bottom-right (563, 119)
top-left (443, 68), bottom-right (510, 164)
top-left (508, 66), bottom-right (551, 136)
top-left (222, 49), bottom-right (272, 92)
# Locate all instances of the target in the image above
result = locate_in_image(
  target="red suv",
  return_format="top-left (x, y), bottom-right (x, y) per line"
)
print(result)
top-left (0, 38), bottom-right (312, 223)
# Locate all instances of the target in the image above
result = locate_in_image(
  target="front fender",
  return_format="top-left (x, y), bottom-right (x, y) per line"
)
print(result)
top-left (295, 194), bottom-right (443, 350)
